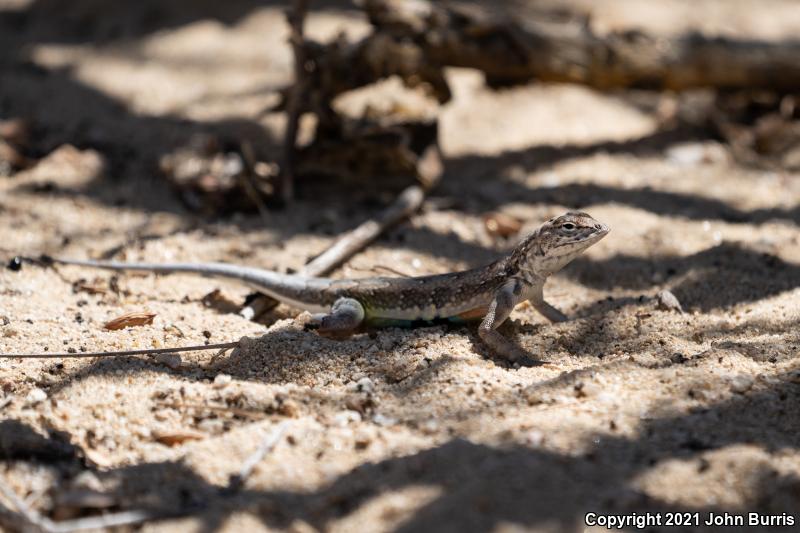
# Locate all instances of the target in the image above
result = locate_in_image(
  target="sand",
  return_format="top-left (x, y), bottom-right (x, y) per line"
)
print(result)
top-left (1, 1), bottom-right (799, 532)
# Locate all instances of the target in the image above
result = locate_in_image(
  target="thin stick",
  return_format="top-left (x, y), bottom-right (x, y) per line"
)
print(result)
top-left (0, 475), bottom-right (175, 533)
top-left (227, 421), bottom-right (289, 491)
top-left (303, 185), bottom-right (425, 275)
top-left (349, 264), bottom-right (414, 278)
top-left (48, 510), bottom-right (168, 533)
top-left (0, 341), bottom-right (239, 359)
top-left (281, 0), bottom-right (311, 203)
top-left (238, 140), bottom-right (271, 224)
top-left (0, 476), bottom-right (52, 532)
top-left (240, 183), bottom-right (430, 320)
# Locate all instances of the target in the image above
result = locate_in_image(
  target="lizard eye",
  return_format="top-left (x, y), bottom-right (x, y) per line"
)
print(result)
top-left (561, 223), bottom-right (576, 230)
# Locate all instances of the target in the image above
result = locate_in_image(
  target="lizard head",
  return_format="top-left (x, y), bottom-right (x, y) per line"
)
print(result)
top-left (512, 211), bottom-right (610, 277)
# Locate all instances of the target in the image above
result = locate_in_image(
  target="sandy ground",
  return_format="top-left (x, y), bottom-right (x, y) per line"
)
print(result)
top-left (1, 1), bottom-right (800, 532)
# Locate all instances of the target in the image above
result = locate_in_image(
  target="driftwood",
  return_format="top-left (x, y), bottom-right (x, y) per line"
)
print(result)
top-left (294, 0), bottom-right (800, 102)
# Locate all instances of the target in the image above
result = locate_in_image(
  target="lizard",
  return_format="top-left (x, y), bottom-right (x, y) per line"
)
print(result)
top-left (32, 211), bottom-right (609, 363)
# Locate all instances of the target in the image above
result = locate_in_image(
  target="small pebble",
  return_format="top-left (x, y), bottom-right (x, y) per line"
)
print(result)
top-left (155, 353), bottom-right (182, 370)
top-left (333, 410), bottom-right (361, 427)
top-left (730, 375), bottom-right (754, 394)
top-left (525, 430), bottom-right (544, 446)
top-left (26, 388), bottom-right (47, 405)
top-left (356, 377), bottom-right (375, 394)
top-left (6, 257), bottom-right (22, 272)
top-left (213, 374), bottom-right (232, 388)
top-left (372, 413), bottom-right (397, 427)
top-left (656, 289), bottom-right (684, 313)
top-left (421, 419), bottom-right (439, 434)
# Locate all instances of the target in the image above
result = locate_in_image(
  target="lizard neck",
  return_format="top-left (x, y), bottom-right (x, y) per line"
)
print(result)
top-left (502, 253), bottom-right (546, 285)
top-left (505, 237), bottom-right (573, 281)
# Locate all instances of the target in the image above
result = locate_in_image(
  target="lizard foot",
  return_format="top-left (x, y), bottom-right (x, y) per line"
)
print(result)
top-left (478, 328), bottom-right (549, 366)
top-left (302, 298), bottom-right (365, 339)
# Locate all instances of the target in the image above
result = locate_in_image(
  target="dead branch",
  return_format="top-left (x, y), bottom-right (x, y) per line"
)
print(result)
top-left (281, 0), bottom-right (311, 203)
top-left (240, 165), bottom-right (440, 320)
top-left (301, 0), bottom-right (800, 96)
top-left (0, 476), bottom-right (165, 533)
top-left (374, 0), bottom-right (800, 91)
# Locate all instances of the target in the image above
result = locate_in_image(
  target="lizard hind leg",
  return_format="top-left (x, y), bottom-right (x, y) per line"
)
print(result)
top-left (304, 297), bottom-right (365, 339)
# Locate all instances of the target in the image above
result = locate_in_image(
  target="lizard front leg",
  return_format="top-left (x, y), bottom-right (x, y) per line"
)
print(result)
top-left (478, 279), bottom-right (531, 362)
top-left (528, 282), bottom-right (568, 323)
top-left (304, 297), bottom-right (365, 338)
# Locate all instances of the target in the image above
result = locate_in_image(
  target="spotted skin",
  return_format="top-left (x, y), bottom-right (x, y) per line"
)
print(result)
top-left (45, 212), bottom-right (609, 362)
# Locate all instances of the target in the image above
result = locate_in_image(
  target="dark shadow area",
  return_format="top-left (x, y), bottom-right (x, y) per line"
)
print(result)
top-left (445, 123), bottom-right (710, 188)
top-left (0, 419), bottom-right (79, 462)
top-left (0, 0), bottom-right (358, 218)
top-left (0, 0), bottom-right (355, 45)
top-left (6, 0), bottom-right (796, 230)
top-left (567, 242), bottom-right (800, 311)
top-left (4, 366), bottom-right (800, 532)
top-left (449, 178), bottom-right (800, 225)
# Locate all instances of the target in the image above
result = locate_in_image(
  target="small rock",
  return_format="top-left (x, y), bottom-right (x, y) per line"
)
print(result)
top-left (356, 377), bottom-right (375, 394)
top-left (155, 353), bottom-right (182, 370)
top-left (730, 375), bottom-right (754, 394)
top-left (333, 410), bottom-right (361, 427)
top-left (372, 413), bottom-right (397, 427)
top-left (656, 289), bottom-right (684, 313)
top-left (670, 352), bottom-right (688, 364)
top-left (666, 142), bottom-right (728, 166)
top-left (197, 418), bottom-right (226, 435)
top-left (574, 380), bottom-right (602, 398)
top-left (354, 427), bottom-right (375, 450)
top-left (213, 374), bottom-right (232, 389)
top-left (278, 398), bottom-right (300, 418)
top-left (525, 430), bottom-right (544, 446)
top-left (6, 257), bottom-right (22, 272)
top-left (345, 394), bottom-right (375, 414)
top-left (26, 388), bottom-right (47, 405)
top-left (421, 419), bottom-right (439, 435)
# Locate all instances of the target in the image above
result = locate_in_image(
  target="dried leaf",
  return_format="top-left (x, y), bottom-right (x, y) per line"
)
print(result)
top-left (83, 447), bottom-right (113, 469)
top-left (73, 280), bottom-right (108, 295)
top-left (483, 212), bottom-right (523, 239)
top-left (153, 429), bottom-right (205, 446)
top-left (103, 311), bottom-right (156, 330)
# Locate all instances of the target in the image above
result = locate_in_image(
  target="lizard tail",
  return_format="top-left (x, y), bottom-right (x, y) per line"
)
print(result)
top-left (36, 256), bottom-right (325, 309)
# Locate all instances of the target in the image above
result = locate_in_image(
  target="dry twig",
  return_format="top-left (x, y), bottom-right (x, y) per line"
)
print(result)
top-left (0, 477), bottom-right (167, 533)
top-left (0, 342), bottom-right (239, 359)
top-left (227, 421), bottom-right (290, 491)
top-left (240, 180), bottom-right (435, 320)
top-left (281, 0), bottom-right (311, 203)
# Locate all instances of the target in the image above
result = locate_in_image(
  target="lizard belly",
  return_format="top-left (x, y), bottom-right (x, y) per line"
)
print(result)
top-left (365, 295), bottom-right (491, 326)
